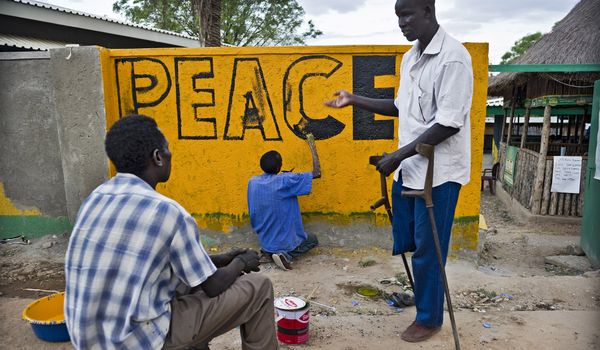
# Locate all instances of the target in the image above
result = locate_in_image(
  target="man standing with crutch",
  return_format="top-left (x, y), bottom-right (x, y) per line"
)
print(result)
top-left (325, 0), bottom-right (473, 344)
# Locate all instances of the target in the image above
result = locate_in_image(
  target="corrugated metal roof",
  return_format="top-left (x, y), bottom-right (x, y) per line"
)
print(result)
top-left (0, 32), bottom-right (66, 50)
top-left (9, 0), bottom-right (197, 40)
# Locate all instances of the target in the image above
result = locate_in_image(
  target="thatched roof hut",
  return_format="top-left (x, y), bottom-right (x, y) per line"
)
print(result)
top-left (489, 0), bottom-right (600, 99)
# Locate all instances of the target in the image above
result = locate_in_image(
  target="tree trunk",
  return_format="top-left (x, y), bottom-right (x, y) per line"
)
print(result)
top-left (195, 0), bottom-right (221, 47)
top-left (520, 107), bottom-right (530, 149)
top-left (531, 105), bottom-right (552, 215)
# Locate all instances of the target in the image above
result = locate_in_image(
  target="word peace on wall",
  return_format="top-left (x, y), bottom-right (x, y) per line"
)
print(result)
top-left (114, 54), bottom-right (399, 141)
top-left (103, 45), bottom-right (487, 238)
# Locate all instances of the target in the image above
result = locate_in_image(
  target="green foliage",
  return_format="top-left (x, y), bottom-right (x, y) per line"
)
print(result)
top-left (113, 0), bottom-right (198, 36)
top-left (221, 0), bottom-right (322, 46)
top-left (112, 0), bottom-right (323, 46)
top-left (500, 32), bottom-right (543, 64)
top-left (475, 288), bottom-right (497, 299)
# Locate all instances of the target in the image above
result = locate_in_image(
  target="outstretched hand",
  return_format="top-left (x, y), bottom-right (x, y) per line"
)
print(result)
top-left (324, 90), bottom-right (353, 108)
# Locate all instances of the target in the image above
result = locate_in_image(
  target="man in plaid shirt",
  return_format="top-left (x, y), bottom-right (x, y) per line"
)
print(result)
top-left (65, 115), bottom-right (278, 350)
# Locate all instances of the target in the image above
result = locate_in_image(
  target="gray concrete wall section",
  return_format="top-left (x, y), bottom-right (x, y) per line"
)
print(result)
top-left (49, 46), bottom-right (108, 222)
top-left (495, 184), bottom-right (582, 225)
top-left (0, 52), bottom-right (67, 216)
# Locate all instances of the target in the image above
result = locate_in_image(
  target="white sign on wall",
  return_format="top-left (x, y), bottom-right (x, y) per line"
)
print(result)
top-left (551, 156), bottom-right (582, 194)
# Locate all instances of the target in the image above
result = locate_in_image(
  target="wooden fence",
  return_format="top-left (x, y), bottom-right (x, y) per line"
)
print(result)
top-left (498, 142), bottom-right (587, 216)
top-left (521, 142), bottom-right (588, 156)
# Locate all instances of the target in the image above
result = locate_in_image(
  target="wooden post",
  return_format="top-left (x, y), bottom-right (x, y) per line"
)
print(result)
top-left (520, 107), bottom-right (531, 149)
top-left (500, 108), bottom-right (507, 144)
top-left (578, 108), bottom-right (587, 154)
top-left (506, 101), bottom-right (515, 145)
top-left (540, 159), bottom-right (552, 215)
top-left (550, 191), bottom-right (558, 215)
top-left (558, 116), bottom-right (563, 139)
top-left (564, 193), bottom-right (572, 216)
top-left (566, 115), bottom-right (573, 145)
top-left (531, 105), bottom-right (552, 215)
top-left (558, 194), bottom-right (565, 215)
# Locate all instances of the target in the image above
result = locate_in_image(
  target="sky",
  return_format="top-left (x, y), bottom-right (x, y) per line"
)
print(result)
top-left (39, 0), bottom-right (580, 64)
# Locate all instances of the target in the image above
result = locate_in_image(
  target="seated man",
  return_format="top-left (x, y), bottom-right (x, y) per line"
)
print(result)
top-left (65, 115), bottom-right (278, 350)
top-left (247, 135), bottom-right (321, 271)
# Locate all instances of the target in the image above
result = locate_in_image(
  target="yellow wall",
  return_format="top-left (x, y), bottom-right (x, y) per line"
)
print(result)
top-left (102, 45), bottom-right (488, 249)
top-left (0, 183), bottom-right (40, 216)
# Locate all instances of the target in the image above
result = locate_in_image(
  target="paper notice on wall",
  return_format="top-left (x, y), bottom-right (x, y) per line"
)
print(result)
top-left (596, 109), bottom-right (600, 180)
top-left (551, 156), bottom-right (582, 194)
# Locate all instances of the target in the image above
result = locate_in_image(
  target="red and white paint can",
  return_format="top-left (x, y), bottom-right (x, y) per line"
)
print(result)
top-left (274, 296), bottom-right (310, 344)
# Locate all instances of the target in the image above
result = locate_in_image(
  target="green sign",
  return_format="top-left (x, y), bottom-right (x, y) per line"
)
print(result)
top-left (529, 95), bottom-right (593, 108)
top-left (504, 146), bottom-right (518, 186)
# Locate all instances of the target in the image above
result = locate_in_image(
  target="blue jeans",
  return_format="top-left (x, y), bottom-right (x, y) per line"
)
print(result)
top-left (391, 175), bottom-right (461, 328)
top-left (281, 233), bottom-right (318, 261)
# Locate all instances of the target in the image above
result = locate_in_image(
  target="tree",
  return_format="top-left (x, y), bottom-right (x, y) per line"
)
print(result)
top-left (221, 0), bottom-right (322, 46)
top-left (195, 0), bottom-right (221, 47)
top-left (112, 0), bottom-right (322, 46)
top-left (500, 32), bottom-right (543, 64)
top-left (113, 0), bottom-right (197, 37)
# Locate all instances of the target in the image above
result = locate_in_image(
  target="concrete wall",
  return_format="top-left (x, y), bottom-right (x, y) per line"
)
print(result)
top-left (0, 48), bottom-right (107, 238)
top-left (0, 52), bottom-right (69, 237)
top-left (50, 47), bottom-right (109, 223)
top-left (103, 45), bottom-right (489, 251)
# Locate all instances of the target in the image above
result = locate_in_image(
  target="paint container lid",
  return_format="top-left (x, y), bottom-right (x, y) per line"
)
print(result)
top-left (357, 286), bottom-right (380, 298)
top-left (275, 296), bottom-right (306, 310)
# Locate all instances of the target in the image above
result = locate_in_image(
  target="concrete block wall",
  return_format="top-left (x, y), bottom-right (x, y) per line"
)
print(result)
top-left (0, 48), bottom-right (108, 238)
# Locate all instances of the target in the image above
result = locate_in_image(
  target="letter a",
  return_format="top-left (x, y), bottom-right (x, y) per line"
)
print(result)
top-left (223, 58), bottom-right (281, 140)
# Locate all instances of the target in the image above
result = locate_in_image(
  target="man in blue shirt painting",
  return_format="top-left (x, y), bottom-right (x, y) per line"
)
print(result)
top-left (247, 135), bottom-right (321, 271)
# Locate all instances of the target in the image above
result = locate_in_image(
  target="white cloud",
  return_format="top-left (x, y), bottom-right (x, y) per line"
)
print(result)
top-left (301, 0), bottom-right (580, 63)
top-left (440, 0), bottom-right (577, 20)
top-left (38, 0), bottom-right (121, 18)
top-left (298, 0), bottom-right (369, 15)
top-left (41, 0), bottom-right (581, 64)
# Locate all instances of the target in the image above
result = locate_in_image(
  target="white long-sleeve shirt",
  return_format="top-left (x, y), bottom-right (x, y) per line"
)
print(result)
top-left (394, 26), bottom-right (474, 189)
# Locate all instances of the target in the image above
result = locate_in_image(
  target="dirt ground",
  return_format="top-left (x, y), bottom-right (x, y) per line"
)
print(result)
top-left (1, 192), bottom-right (599, 350)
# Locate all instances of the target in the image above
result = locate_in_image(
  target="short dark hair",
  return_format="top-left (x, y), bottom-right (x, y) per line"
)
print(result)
top-left (260, 150), bottom-right (282, 174)
top-left (105, 114), bottom-right (166, 174)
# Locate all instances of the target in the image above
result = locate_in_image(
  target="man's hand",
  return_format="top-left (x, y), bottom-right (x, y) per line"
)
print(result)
top-left (325, 90), bottom-right (398, 117)
top-left (324, 90), bottom-right (353, 108)
top-left (376, 151), bottom-right (404, 177)
top-left (235, 250), bottom-right (261, 273)
top-left (374, 124), bottom-right (460, 177)
top-left (210, 247), bottom-right (249, 267)
top-left (305, 133), bottom-right (321, 179)
top-left (201, 248), bottom-right (260, 298)
top-left (223, 247), bottom-right (248, 264)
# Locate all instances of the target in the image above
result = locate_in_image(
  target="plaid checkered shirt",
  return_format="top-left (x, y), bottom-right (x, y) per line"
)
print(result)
top-left (65, 173), bottom-right (216, 349)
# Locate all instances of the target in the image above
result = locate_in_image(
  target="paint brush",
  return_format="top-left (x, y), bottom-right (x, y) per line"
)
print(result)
top-left (309, 300), bottom-right (336, 312)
